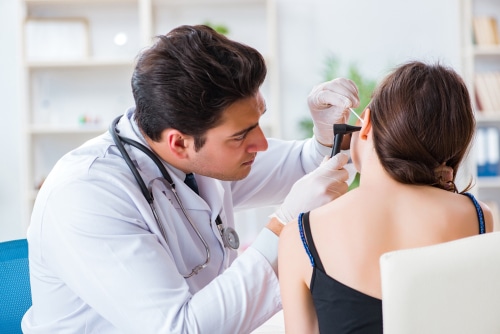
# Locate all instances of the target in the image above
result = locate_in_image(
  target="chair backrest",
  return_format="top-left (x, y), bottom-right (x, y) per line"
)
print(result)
top-left (380, 231), bottom-right (500, 334)
top-left (0, 239), bottom-right (32, 334)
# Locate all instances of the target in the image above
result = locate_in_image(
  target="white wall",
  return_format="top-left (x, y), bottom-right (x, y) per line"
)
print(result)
top-left (0, 0), bottom-right (23, 242)
top-left (0, 0), bottom-right (462, 241)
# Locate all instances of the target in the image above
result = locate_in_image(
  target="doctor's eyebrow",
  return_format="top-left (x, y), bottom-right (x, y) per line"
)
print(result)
top-left (229, 106), bottom-right (267, 139)
top-left (229, 123), bottom-right (260, 138)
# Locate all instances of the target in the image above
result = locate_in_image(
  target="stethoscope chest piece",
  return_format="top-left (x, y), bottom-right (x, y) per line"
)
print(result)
top-left (221, 226), bottom-right (240, 250)
top-left (215, 216), bottom-right (239, 250)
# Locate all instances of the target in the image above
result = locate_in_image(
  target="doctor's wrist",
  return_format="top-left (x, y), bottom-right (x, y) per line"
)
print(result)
top-left (266, 217), bottom-right (285, 237)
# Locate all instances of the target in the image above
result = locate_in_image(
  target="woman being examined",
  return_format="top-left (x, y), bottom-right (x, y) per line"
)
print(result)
top-left (278, 61), bottom-right (494, 334)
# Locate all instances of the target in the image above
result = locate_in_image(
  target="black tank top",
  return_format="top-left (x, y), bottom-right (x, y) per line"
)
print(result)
top-left (299, 192), bottom-right (485, 333)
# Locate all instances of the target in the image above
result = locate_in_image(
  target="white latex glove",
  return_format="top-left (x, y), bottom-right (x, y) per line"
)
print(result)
top-left (272, 153), bottom-right (350, 224)
top-left (307, 78), bottom-right (360, 146)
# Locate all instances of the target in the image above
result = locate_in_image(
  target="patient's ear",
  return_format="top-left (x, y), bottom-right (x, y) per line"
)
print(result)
top-left (359, 108), bottom-right (372, 140)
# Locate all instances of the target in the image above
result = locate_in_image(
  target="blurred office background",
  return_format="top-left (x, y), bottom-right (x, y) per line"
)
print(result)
top-left (0, 0), bottom-right (472, 242)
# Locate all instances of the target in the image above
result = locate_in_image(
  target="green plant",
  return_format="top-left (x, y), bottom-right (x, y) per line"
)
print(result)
top-left (203, 21), bottom-right (230, 35)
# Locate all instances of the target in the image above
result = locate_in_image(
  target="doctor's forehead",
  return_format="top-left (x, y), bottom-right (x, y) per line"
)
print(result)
top-left (256, 91), bottom-right (267, 114)
top-left (213, 94), bottom-right (264, 131)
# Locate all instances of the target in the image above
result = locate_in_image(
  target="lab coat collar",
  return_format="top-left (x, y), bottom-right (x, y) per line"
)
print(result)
top-left (117, 107), bottom-right (149, 147)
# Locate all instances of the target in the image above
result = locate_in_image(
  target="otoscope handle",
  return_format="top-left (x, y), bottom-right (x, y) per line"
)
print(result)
top-left (330, 134), bottom-right (344, 158)
top-left (329, 124), bottom-right (362, 158)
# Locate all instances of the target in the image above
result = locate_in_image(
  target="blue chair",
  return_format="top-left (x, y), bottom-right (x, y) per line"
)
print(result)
top-left (0, 239), bottom-right (32, 334)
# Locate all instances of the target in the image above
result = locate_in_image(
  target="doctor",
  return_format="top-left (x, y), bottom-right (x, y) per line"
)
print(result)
top-left (22, 25), bottom-right (359, 333)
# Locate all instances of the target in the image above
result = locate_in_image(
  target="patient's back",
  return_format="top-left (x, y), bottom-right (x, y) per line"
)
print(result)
top-left (307, 182), bottom-right (492, 300)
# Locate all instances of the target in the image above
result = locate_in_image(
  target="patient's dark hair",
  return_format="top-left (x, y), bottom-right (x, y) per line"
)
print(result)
top-left (131, 25), bottom-right (267, 150)
top-left (369, 61), bottom-right (475, 192)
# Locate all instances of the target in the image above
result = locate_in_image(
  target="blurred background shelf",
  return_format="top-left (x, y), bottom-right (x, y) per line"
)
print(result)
top-left (19, 0), bottom-right (280, 232)
top-left (462, 0), bottom-right (500, 218)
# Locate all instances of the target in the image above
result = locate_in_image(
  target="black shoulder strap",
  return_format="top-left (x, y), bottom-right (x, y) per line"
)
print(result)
top-left (302, 212), bottom-right (325, 271)
top-left (463, 192), bottom-right (486, 234)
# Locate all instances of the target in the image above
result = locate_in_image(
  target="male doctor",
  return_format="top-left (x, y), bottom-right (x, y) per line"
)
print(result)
top-left (22, 25), bottom-right (359, 333)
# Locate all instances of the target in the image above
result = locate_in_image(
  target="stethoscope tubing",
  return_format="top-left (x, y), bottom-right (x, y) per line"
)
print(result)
top-left (109, 115), bottom-right (210, 278)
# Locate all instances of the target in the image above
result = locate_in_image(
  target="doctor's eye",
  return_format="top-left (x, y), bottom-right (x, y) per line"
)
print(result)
top-left (233, 133), bottom-right (247, 141)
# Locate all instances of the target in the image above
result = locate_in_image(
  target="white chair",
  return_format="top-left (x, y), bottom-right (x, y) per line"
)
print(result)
top-left (380, 231), bottom-right (500, 334)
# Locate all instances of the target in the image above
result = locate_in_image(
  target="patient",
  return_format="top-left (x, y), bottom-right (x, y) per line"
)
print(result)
top-left (278, 61), bottom-right (494, 334)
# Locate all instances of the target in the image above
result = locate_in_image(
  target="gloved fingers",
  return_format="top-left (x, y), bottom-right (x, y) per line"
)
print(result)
top-left (321, 154), bottom-right (350, 197)
top-left (323, 78), bottom-right (359, 96)
top-left (317, 90), bottom-right (360, 110)
top-left (312, 171), bottom-right (349, 205)
top-left (309, 78), bottom-right (360, 110)
top-left (309, 78), bottom-right (358, 98)
top-left (271, 154), bottom-right (350, 224)
top-left (319, 152), bottom-right (349, 170)
top-left (317, 154), bottom-right (350, 187)
top-left (340, 108), bottom-right (350, 124)
top-left (321, 168), bottom-right (349, 184)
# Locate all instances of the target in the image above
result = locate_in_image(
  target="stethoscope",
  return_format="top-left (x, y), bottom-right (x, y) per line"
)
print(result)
top-left (109, 115), bottom-right (240, 278)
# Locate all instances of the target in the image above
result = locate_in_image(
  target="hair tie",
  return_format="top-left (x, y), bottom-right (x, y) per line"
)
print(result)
top-left (434, 164), bottom-right (456, 192)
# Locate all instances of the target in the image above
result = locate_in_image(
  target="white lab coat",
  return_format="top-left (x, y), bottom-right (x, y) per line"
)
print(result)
top-left (22, 108), bottom-right (330, 333)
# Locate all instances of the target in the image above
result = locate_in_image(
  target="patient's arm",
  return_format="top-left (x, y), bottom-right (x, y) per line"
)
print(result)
top-left (278, 220), bottom-right (319, 334)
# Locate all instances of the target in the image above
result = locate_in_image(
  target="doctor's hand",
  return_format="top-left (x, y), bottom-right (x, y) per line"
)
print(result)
top-left (308, 78), bottom-right (360, 146)
top-left (272, 153), bottom-right (349, 224)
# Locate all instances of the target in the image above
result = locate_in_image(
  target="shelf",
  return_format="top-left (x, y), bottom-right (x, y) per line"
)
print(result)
top-left (25, 0), bottom-right (137, 4)
top-left (474, 45), bottom-right (500, 56)
top-left (475, 113), bottom-right (500, 122)
top-left (477, 176), bottom-right (500, 188)
top-left (463, 0), bottom-right (500, 205)
top-left (28, 124), bottom-right (107, 134)
top-left (27, 59), bottom-right (134, 69)
top-left (153, 0), bottom-right (267, 5)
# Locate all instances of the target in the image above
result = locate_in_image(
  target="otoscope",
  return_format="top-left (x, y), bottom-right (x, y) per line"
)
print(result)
top-left (330, 124), bottom-right (362, 158)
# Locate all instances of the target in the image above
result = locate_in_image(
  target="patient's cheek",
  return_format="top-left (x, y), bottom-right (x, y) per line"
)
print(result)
top-left (349, 135), bottom-right (361, 173)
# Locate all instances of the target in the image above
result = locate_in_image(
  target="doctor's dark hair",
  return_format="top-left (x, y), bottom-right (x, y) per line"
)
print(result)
top-left (131, 24), bottom-right (267, 150)
top-left (368, 61), bottom-right (475, 192)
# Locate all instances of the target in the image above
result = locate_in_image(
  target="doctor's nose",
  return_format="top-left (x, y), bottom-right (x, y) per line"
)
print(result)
top-left (247, 126), bottom-right (268, 153)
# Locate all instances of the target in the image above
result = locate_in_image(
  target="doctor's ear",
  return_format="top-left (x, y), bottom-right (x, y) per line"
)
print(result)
top-left (163, 129), bottom-right (193, 158)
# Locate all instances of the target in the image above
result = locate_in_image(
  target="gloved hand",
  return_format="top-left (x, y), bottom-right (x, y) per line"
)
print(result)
top-left (272, 153), bottom-right (349, 224)
top-left (307, 78), bottom-right (360, 146)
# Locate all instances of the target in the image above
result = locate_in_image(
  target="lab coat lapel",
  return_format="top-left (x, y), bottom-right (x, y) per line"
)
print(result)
top-left (172, 173), bottom-right (209, 211)
top-left (196, 176), bottom-right (225, 223)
